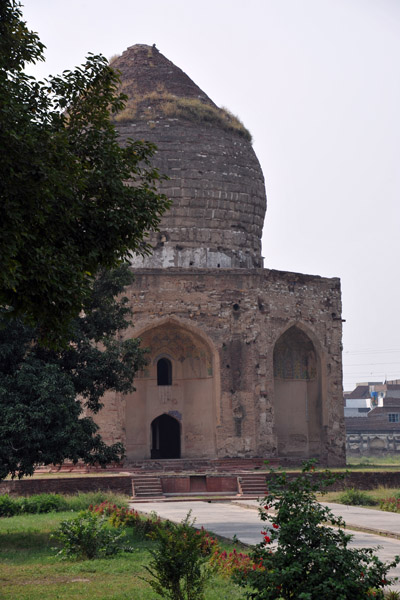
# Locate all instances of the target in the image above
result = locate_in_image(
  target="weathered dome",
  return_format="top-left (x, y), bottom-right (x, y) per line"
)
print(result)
top-left (112, 44), bottom-right (267, 269)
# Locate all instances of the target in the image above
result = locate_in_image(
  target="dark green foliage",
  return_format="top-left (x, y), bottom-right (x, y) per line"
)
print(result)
top-left (0, 0), bottom-right (170, 344)
top-left (52, 510), bottom-right (132, 559)
top-left (18, 493), bottom-right (67, 514)
top-left (338, 488), bottom-right (377, 506)
top-left (144, 512), bottom-right (209, 600)
top-left (235, 462), bottom-right (399, 600)
top-left (0, 494), bottom-right (20, 517)
top-left (0, 265), bottom-right (148, 480)
top-left (0, 491), bottom-right (128, 517)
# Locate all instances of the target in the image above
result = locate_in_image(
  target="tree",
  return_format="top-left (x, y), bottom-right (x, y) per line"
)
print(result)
top-left (0, 0), bottom-right (170, 343)
top-left (235, 462), bottom-right (399, 599)
top-left (0, 264), bottom-right (148, 480)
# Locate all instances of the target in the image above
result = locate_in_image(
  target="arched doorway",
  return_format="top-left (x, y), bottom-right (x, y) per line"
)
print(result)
top-left (151, 414), bottom-right (180, 459)
top-left (273, 325), bottom-right (322, 458)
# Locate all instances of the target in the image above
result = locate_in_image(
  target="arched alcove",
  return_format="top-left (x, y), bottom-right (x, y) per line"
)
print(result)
top-left (151, 414), bottom-right (180, 458)
top-left (273, 325), bottom-right (322, 458)
top-left (125, 319), bottom-right (218, 460)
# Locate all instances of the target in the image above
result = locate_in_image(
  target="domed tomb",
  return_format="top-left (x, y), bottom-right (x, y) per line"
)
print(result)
top-left (112, 44), bottom-right (267, 269)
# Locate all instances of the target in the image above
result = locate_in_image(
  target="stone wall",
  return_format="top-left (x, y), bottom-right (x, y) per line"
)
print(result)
top-left (347, 432), bottom-right (400, 455)
top-left (3, 471), bottom-right (400, 497)
top-left (95, 266), bottom-right (345, 466)
top-left (113, 44), bottom-right (267, 270)
top-left (0, 476), bottom-right (132, 497)
top-left (118, 118), bottom-right (266, 269)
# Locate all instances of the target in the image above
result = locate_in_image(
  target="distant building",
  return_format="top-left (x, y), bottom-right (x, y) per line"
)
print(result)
top-left (345, 381), bottom-right (400, 454)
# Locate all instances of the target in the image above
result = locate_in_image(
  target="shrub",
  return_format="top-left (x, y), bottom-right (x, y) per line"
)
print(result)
top-left (0, 491), bottom-right (129, 518)
top-left (144, 512), bottom-right (210, 600)
top-left (0, 494), bottom-right (20, 517)
top-left (338, 488), bottom-right (377, 507)
top-left (52, 510), bottom-right (132, 560)
top-left (210, 547), bottom-right (262, 578)
top-left (89, 502), bottom-right (162, 537)
top-left (234, 461), bottom-right (399, 600)
top-left (19, 493), bottom-right (68, 513)
top-left (380, 497), bottom-right (400, 513)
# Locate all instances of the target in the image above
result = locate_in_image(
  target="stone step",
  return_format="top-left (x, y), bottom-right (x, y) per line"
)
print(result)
top-left (238, 473), bottom-right (268, 496)
top-left (132, 475), bottom-right (163, 498)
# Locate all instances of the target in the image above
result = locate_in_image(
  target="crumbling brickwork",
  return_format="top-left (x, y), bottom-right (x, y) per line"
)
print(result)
top-left (94, 44), bottom-right (346, 467)
top-left (96, 268), bottom-right (345, 466)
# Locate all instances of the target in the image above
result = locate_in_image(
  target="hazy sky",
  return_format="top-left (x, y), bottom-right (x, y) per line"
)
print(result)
top-left (21, 0), bottom-right (400, 391)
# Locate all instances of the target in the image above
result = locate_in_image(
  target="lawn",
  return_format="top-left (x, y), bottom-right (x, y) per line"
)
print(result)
top-left (0, 511), bottom-right (243, 600)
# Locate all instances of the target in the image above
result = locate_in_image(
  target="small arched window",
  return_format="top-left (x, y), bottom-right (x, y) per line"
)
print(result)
top-left (157, 358), bottom-right (172, 386)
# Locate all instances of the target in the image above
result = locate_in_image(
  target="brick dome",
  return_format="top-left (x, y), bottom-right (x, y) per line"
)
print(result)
top-left (112, 44), bottom-right (267, 269)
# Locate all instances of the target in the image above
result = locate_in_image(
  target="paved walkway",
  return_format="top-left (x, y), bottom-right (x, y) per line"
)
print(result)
top-left (236, 500), bottom-right (400, 539)
top-left (130, 499), bottom-right (400, 590)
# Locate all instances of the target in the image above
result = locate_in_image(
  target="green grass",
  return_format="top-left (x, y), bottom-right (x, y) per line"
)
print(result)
top-left (318, 486), bottom-right (400, 507)
top-left (0, 512), bottom-right (243, 600)
top-left (347, 454), bottom-right (400, 468)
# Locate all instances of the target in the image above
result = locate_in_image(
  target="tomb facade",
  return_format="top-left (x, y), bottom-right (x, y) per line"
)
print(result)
top-left (94, 44), bottom-right (345, 466)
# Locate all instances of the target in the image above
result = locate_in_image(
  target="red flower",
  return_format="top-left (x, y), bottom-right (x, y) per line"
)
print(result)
top-left (264, 535), bottom-right (271, 543)
top-left (273, 523), bottom-right (279, 529)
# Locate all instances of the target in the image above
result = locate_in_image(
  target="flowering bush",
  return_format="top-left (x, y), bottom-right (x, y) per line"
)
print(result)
top-left (210, 546), bottom-right (264, 578)
top-left (89, 501), bottom-right (163, 537)
top-left (380, 497), bottom-right (400, 513)
top-left (196, 526), bottom-right (219, 556)
top-left (234, 461), bottom-right (399, 600)
top-left (89, 501), bottom-right (117, 517)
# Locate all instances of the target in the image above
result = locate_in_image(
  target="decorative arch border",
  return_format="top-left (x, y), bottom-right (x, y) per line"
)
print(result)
top-left (271, 320), bottom-right (325, 357)
top-left (133, 316), bottom-right (222, 426)
top-left (153, 353), bottom-right (174, 367)
top-left (134, 315), bottom-right (218, 354)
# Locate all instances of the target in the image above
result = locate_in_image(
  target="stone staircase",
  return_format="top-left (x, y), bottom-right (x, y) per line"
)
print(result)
top-left (132, 475), bottom-right (163, 498)
top-left (238, 473), bottom-right (268, 497)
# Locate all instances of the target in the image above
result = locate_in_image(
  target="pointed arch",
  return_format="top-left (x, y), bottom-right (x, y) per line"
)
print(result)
top-left (125, 317), bottom-right (219, 460)
top-left (273, 324), bottom-right (324, 459)
top-left (151, 413), bottom-right (180, 458)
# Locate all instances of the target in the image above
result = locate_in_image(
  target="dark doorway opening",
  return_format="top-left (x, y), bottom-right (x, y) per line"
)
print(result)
top-left (157, 358), bottom-right (172, 386)
top-left (151, 414), bottom-right (180, 459)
